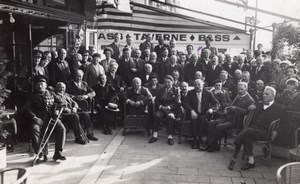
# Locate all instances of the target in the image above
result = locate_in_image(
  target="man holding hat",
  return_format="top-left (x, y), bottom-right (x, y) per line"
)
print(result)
top-left (149, 75), bottom-right (180, 145)
top-left (23, 75), bottom-right (66, 161)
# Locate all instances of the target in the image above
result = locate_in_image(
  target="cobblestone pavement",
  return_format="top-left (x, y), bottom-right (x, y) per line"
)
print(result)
top-left (5, 128), bottom-right (287, 184)
top-left (95, 130), bottom-right (286, 184)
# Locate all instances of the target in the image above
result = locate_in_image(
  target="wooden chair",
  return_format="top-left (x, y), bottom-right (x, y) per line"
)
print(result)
top-left (178, 107), bottom-right (191, 144)
top-left (242, 115), bottom-right (280, 166)
top-left (276, 162), bottom-right (300, 184)
top-left (122, 98), bottom-right (154, 136)
top-left (289, 127), bottom-right (300, 161)
top-left (0, 168), bottom-right (29, 184)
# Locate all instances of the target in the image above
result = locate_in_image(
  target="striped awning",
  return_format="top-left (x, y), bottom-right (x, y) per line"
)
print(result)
top-left (87, 1), bottom-right (247, 33)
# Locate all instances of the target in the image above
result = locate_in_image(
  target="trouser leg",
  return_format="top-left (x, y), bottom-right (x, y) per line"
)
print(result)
top-left (31, 123), bottom-right (43, 154)
top-left (214, 121), bottom-right (233, 145)
top-left (206, 119), bottom-right (224, 146)
top-left (78, 112), bottom-right (92, 129)
top-left (54, 120), bottom-right (66, 152)
top-left (153, 110), bottom-right (164, 132)
top-left (62, 114), bottom-right (81, 137)
top-left (166, 114), bottom-right (175, 136)
top-left (198, 115), bottom-right (207, 140)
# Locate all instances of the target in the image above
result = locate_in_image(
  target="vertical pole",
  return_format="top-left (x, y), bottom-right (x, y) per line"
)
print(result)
top-left (12, 32), bottom-right (16, 95)
top-left (253, 0), bottom-right (258, 51)
top-left (28, 23), bottom-right (33, 92)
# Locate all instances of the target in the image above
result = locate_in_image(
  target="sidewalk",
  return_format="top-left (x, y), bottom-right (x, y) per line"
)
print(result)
top-left (6, 128), bottom-right (287, 184)
top-left (95, 131), bottom-right (286, 184)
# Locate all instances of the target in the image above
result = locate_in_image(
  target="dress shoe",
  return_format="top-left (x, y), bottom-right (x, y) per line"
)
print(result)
top-left (38, 153), bottom-right (48, 162)
top-left (228, 158), bottom-right (236, 170)
top-left (53, 152), bottom-right (66, 161)
top-left (75, 137), bottom-right (86, 145)
top-left (199, 144), bottom-right (208, 151)
top-left (168, 138), bottom-right (174, 145)
top-left (207, 147), bottom-right (215, 152)
top-left (191, 140), bottom-right (198, 149)
top-left (148, 137), bottom-right (157, 143)
top-left (107, 129), bottom-right (113, 135)
top-left (241, 162), bottom-right (255, 170)
top-left (87, 134), bottom-right (98, 141)
top-left (103, 130), bottom-right (108, 135)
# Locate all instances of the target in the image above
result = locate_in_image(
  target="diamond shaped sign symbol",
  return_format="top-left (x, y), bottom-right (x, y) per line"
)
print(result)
top-left (233, 36), bottom-right (241, 40)
top-left (190, 35), bottom-right (195, 41)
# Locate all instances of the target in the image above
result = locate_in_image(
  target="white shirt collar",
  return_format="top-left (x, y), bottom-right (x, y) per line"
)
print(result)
top-left (263, 100), bottom-right (274, 110)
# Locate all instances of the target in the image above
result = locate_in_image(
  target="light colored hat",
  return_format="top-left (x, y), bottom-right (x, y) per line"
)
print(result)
top-left (280, 60), bottom-right (291, 66)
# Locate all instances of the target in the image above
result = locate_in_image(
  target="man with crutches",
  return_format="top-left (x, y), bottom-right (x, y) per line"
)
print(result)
top-left (25, 75), bottom-right (66, 163)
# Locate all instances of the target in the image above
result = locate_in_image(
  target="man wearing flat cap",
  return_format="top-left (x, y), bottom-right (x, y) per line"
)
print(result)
top-left (149, 75), bottom-right (180, 145)
top-left (101, 47), bottom-right (117, 73)
top-left (201, 36), bottom-right (218, 59)
top-left (22, 75), bottom-right (66, 162)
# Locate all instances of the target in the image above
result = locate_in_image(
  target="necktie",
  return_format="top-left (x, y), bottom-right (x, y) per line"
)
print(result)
top-left (197, 92), bottom-right (201, 113)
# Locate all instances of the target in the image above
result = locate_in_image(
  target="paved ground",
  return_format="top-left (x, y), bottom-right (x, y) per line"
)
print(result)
top-left (5, 128), bottom-right (287, 184)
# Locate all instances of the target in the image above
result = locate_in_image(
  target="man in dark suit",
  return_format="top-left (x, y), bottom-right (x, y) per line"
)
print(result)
top-left (185, 53), bottom-right (205, 84)
top-left (249, 79), bottom-right (265, 105)
top-left (228, 86), bottom-right (282, 170)
top-left (140, 63), bottom-right (156, 85)
top-left (222, 54), bottom-right (235, 78)
top-left (47, 48), bottom-right (72, 87)
top-left (117, 48), bottom-right (133, 87)
top-left (220, 70), bottom-right (236, 99)
top-left (94, 74), bottom-right (117, 134)
top-left (165, 55), bottom-right (184, 81)
top-left (106, 62), bottom-right (127, 93)
top-left (206, 56), bottom-right (223, 87)
top-left (148, 75), bottom-right (180, 145)
top-left (183, 79), bottom-right (219, 149)
top-left (139, 34), bottom-right (154, 58)
top-left (108, 33), bottom-right (122, 61)
top-left (154, 36), bottom-right (169, 57)
top-left (231, 55), bottom-right (250, 72)
top-left (204, 82), bottom-right (255, 152)
top-left (123, 77), bottom-right (152, 115)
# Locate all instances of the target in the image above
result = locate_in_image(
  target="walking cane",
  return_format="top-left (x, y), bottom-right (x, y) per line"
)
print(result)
top-left (32, 106), bottom-right (64, 166)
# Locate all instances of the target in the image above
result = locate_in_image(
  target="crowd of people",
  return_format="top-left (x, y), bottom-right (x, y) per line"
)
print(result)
top-left (14, 33), bottom-right (300, 170)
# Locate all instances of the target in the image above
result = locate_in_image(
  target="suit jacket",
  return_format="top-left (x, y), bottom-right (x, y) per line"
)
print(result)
top-left (66, 80), bottom-right (95, 99)
top-left (251, 65), bottom-right (272, 83)
top-left (183, 89), bottom-right (219, 115)
top-left (140, 72), bottom-right (157, 85)
top-left (94, 83), bottom-right (116, 107)
top-left (221, 63), bottom-right (235, 77)
top-left (206, 64), bottom-right (223, 86)
top-left (47, 58), bottom-right (72, 87)
top-left (249, 89), bottom-right (264, 105)
top-left (106, 72), bottom-right (127, 92)
top-left (185, 61), bottom-right (206, 84)
top-left (165, 64), bottom-right (184, 81)
top-left (222, 80), bottom-right (236, 99)
top-left (154, 44), bottom-right (169, 57)
top-left (83, 63), bottom-right (105, 89)
top-left (144, 83), bottom-right (163, 97)
top-left (249, 102), bottom-right (282, 132)
top-left (108, 42), bottom-right (122, 61)
top-left (155, 86), bottom-right (180, 113)
top-left (117, 57), bottom-right (133, 86)
top-left (123, 87), bottom-right (152, 115)
top-left (225, 93), bottom-right (255, 126)
top-left (231, 62), bottom-right (250, 72)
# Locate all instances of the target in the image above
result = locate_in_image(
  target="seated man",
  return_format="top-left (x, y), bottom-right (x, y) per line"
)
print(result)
top-left (144, 74), bottom-right (163, 98)
top-left (55, 82), bottom-right (98, 144)
top-left (66, 69), bottom-right (96, 109)
top-left (149, 75), bottom-right (180, 145)
top-left (228, 86), bottom-right (282, 170)
top-left (123, 77), bottom-right (152, 115)
top-left (249, 79), bottom-right (265, 105)
top-left (106, 62), bottom-right (127, 93)
top-left (183, 79), bottom-right (219, 149)
top-left (94, 74), bottom-right (117, 134)
top-left (204, 82), bottom-right (255, 152)
top-left (23, 75), bottom-right (66, 161)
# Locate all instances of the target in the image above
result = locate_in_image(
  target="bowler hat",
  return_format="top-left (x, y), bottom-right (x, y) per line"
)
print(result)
top-left (92, 53), bottom-right (101, 58)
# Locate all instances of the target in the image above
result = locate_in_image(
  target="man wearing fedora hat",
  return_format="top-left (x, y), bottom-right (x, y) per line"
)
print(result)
top-left (149, 75), bottom-right (180, 145)
top-left (23, 75), bottom-right (66, 161)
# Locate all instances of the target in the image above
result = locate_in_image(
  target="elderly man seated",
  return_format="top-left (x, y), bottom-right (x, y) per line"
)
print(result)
top-left (228, 86), bottom-right (282, 170)
top-left (183, 79), bottom-right (219, 149)
top-left (55, 82), bottom-right (98, 144)
top-left (123, 77), bottom-right (152, 115)
top-left (203, 82), bottom-right (255, 152)
top-left (149, 75), bottom-right (180, 145)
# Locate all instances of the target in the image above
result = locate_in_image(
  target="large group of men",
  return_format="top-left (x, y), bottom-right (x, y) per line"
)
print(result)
top-left (18, 33), bottom-right (300, 170)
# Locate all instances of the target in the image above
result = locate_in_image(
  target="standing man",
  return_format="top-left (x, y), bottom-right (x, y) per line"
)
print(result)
top-left (154, 36), bottom-right (168, 57)
top-left (47, 48), bottom-right (72, 87)
top-left (149, 75), bottom-right (180, 145)
top-left (201, 36), bottom-right (218, 58)
top-left (24, 75), bottom-right (66, 161)
top-left (183, 79), bottom-right (219, 149)
top-left (108, 33), bottom-right (122, 61)
top-left (185, 53), bottom-right (205, 85)
top-left (139, 34), bottom-right (154, 57)
top-left (228, 86), bottom-right (282, 170)
top-left (83, 53), bottom-right (105, 89)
